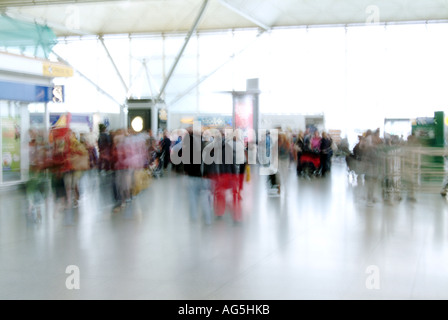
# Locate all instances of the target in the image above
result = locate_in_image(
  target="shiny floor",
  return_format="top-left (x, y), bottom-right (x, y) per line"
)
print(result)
top-left (1, 159), bottom-right (448, 300)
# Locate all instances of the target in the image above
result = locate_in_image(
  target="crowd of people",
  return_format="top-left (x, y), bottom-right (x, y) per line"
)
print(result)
top-left (25, 121), bottom-right (442, 224)
top-left (344, 128), bottom-right (428, 205)
top-left (27, 125), bottom-right (160, 218)
top-left (261, 128), bottom-right (336, 194)
top-left (26, 124), bottom-right (341, 223)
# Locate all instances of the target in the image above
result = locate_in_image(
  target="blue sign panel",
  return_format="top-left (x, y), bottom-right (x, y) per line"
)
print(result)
top-left (50, 114), bottom-right (93, 129)
top-left (0, 80), bottom-right (55, 103)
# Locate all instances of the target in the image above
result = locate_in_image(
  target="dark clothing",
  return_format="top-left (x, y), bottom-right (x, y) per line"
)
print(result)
top-left (320, 137), bottom-right (333, 155)
top-left (98, 132), bottom-right (111, 150)
top-left (98, 132), bottom-right (112, 171)
top-left (303, 134), bottom-right (311, 153)
top-left (296, 136), bottom-right (305, 174)
top-left (183, 134), bottom-right (204, 178)
top-left (210, 139), bottom-right (244, 222)
top-left (320, 137), bottom-right (333, 176)
top-left (161, 137), bottom-right (171, 169)
top-left (212, 139), bottom-right (241, 176)
top-left (353, 142), bottom-right (362, 160)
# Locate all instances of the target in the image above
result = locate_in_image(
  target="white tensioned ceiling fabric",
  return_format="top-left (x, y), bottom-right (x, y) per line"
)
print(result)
top-left (1, 0), bottom-right (448, 37)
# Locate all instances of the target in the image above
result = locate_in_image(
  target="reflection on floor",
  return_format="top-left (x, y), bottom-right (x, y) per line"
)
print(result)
top-left (0, 159), bottom-right (447, 300)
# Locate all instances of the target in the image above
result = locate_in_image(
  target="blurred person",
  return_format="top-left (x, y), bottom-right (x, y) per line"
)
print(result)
top-left (311, 130), bottom-right (322, 154)
top-left (112, 129), bottom-right (132, 211)
top-left (373, 128), bottom-right (383, 146)
top-left (303, 128), bottom-right (312, 152)
top-left (146, 129), bottom-right (156, 159)
top-left (320, 131), bottom-right (334, 177)
top-left (68, 131), bottom-right (90, 208)
top-left (80, 132), bottom-right (98, 171)
top-left (210, 129), bottom-right (244, 222)
top-left (265, 130), bottom-right (271, 159)
top-left (338, 136), bottom-right (351, 156)
top-left (171, 134), bottom-right (184, 173)
top-left (298, 129), bottom-right (322, 178)
top-left (353, 135), bottom-right (363, 160)
top-left (182, 128), bottom-right (213, 225)
top-left (146, 129), bottom-right (159, 173)
top-left (50, 128), bottom-right (88, 210)
top-left (295, 130), bottom-right (305, 176)
top-left (402, 134), bottom-right (420, 201)
top-left (129, 132), bottom-right (151, 197)
top-left (98, 123), bottom-right (112, 173)
top-left (49, 127), bottom-right (71, 211)
top-left (26, 129), bottom-right (48, 222)
top-left (161, 130), bottom-right (172, 171)
top-left (360, 130), bottom-right (380, 205)
top-left (345, 134), bottom-right (365, 189)
top-left (109, 130), bottom-right (120, 208)
top-left (257, 130), bottom-right (270, 167)
top-left (267, 132), bottom-right (281, 192)
top-left (277, 131), bottom-right (291, 193)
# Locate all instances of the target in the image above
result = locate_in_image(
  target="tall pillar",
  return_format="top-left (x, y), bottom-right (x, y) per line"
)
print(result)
top-left (151, 104), bottom-right (158, 137)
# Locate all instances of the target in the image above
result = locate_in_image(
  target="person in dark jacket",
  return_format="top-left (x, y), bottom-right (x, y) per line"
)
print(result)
top-left (211, 132), bottom-right (243, 222)
top-left (320, 131), bottom-right (333, 177)
top-left (160, 130), bottom-right (171, 170)
top-left (98, 124), bottom-right (112, 172)
top-left (295, 130), bottom-right (305, 176)
top-left (182, 129), bottom-right (213, 225)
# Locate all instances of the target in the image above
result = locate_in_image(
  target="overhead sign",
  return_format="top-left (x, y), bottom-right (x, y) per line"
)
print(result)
top-left (0, 80), bottom-right (64, 103)
top-left (52, 85), bottom-right (64, 103)
top-left (0, 52), bottom-right (73, 78)
top-left (43, 62), bottom-right (74, 78)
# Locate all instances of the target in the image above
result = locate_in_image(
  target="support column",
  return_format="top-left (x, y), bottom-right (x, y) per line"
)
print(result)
top-left (151, 103), bottom-right (158, 137)
top-left (120, 105), bottom-right (128, 130)
top-left (44, 102), bottom-right (50, 139)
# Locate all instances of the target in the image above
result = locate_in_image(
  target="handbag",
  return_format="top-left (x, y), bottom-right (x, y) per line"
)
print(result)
top-left (71, 153), bottom-right (90, 171)
top-left (132, 169), bottom-right (151, 196)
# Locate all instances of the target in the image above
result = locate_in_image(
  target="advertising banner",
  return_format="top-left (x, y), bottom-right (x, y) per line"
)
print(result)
top-left (234, 94), bottom-right (254, 143)
top-left (2, 117), bottom-right (21, 177)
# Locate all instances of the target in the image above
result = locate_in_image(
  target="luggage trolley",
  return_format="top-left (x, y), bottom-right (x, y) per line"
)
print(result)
top-left (381, 145), bottom-right (402, 202)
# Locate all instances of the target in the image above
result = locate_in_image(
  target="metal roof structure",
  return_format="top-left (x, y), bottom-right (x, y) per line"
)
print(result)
top-left (2, 0), bottom-right (448, 122)
top-left (1, 0), bottom-right (448, 37)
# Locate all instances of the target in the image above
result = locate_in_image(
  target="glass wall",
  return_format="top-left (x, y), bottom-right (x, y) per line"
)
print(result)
top-left (52, 23), bottom-right (448, 141)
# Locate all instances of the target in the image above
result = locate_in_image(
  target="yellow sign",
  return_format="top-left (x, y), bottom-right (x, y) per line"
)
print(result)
top-left (43, 62), bottom-right (74, 78)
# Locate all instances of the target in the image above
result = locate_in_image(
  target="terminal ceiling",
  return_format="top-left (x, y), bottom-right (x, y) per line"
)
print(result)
top-left (1, 0), bottom-right (448, 37)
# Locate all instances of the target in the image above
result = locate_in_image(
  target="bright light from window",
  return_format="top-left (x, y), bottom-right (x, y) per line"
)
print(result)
top-left (131, 116), bottom-right (144, 132)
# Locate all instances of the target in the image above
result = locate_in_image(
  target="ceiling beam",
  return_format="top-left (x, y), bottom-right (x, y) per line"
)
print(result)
top-left (52, 50), bottom-right (124, 108)
top-left (168, 29), bottom-right (267, 108)
top-left (218, 0), bottom-right (271, 32)
top-left (0, 0), bottom-right (127, 8)
top-left (3, 10), bottom-right (93, 36)
top-left (99, 35), bottom-right (129, 93)
top-left (156, 0), bottom-right (210, 103)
